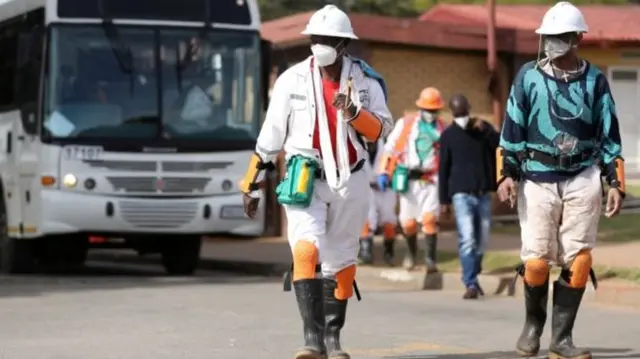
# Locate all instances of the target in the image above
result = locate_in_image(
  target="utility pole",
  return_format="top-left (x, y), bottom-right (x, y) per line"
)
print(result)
top-left (486, 0), bottom-right (502, 128)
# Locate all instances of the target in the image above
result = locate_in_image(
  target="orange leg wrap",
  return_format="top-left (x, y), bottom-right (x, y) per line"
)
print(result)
top-left (524, 258), bottom-right (550, 286)
top-left (568, 249), bottom-right (592, 288)
top-left (360, 222), bottom-right (371, 238)
top-left (292, 240), bottom-right (319, 281)
top-left (348, 109), bottom-right (383, 142)
top-left (334, 264), bottom-right (356, 300)
top-left (383, 223), bottom-right (396, 240)
top-left (402, 219), bottom-right (418, 236)
top-left (422, 212), bottom-right (438, 235)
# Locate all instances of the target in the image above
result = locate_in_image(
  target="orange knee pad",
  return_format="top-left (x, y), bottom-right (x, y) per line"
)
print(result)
top-left (334, 264), bottom-right (356, 300)
top-left (567, 249), bottom-right (592, 288)
top-left (292, 240), bottom-right (319, 281)
top-left (382, 223), bottom-right (396, 240)
top-left (360, 222), bottom-right (371, 238)
top-left (402, 219), bottom-right (418, 236)
top-left (524, 258), bottom-right (550, 287)
top-left (422, 212), bottom-right (438, 235)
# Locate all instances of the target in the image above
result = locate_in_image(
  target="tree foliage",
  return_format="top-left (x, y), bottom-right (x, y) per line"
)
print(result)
top-left (259, 0), bottom-right (636, 21)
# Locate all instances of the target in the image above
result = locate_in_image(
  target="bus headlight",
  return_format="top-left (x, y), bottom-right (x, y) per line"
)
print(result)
top-left (62, 174), bottom-right (78, 188)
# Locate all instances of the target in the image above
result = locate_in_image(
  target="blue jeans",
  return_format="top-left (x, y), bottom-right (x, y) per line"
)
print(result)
top-left (452, 193), bottom-right (492, 289)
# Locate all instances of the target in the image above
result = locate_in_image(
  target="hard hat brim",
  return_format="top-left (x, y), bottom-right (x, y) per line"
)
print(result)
top-left (535, 27), bottom-right (588, 35)
top-left (415, 99), bottom-right (444, 110)
top-left (301, 28), bottom-right (359, 39)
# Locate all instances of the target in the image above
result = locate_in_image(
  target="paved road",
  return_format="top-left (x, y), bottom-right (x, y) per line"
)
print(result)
top-left (0, 261), bottom-right (638, 359)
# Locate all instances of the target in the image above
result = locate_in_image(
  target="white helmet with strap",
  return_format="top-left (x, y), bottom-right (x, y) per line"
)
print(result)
top-left (535, 1), bottom-right (588, 35)
top-left (301, 5), bottom-right (358, 39)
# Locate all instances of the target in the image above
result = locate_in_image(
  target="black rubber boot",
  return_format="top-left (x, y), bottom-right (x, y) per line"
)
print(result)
top-left (424, 234), bottom-right (438, 273)
top-left (383, 239), bottom-right (395, 266)
top-left (403, 234), bottom-right (418, 270)
top-left (548, 280), bottom-right (592, 359)
top-left (324, 279), bottom-right (350, 359)
top-left (293, 279), bottom-right (326, 359)
top-left (357, 237), bottom-right (373, 265)
top-left (515, 279), bottom-right (549, 357)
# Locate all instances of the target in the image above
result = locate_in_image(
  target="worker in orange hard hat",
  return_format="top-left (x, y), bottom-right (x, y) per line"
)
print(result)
top-left (376, 87), bottom-right (446, 273)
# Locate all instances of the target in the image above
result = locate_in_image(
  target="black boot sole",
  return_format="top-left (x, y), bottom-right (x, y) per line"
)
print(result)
top-left (294, 350), bottom-right (326, 359)
top-left (548, 353), bottom-right (592, 359)
top-left (515, 348), bottom-right (539, 357)
top-left (327, 353), bottom-right (350, 359)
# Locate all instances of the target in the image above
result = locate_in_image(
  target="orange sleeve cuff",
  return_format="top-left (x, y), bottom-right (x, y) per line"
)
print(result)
top-left (348, 109), bottom-right (383, 142)
top-left (238, 153), bottom-right (263, 194)
top-left (377, 153), bottom-right (391, 174)
top-left (615, 157), bottom-right (626, 193)
top-left (496, 147), bottom-right (504, 184)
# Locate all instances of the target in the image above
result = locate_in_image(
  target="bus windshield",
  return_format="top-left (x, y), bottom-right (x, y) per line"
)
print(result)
top-left (43, 25), bottom-right (261, 142)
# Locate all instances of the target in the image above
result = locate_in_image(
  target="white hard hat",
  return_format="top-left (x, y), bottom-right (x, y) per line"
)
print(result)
top-left (535, 1), bottom-right (588, 35)
top-left (301, 5), bottom-right (358, 39)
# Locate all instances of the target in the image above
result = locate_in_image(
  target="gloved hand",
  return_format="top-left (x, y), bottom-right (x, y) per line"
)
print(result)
top-left (377, 174), bottom-right (390, 192)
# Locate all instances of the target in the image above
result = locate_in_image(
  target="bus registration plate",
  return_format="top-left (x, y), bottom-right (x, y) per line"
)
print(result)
top-left (64, 146), bottom-right (104, 161)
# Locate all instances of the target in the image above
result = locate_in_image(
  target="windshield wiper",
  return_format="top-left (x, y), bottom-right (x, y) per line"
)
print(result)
top-left (98, 0), bottom-right (135, 95)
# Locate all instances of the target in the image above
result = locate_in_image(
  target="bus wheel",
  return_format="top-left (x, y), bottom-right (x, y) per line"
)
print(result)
top-left (0, 201), bottom-right (34, 274)
top-left (161, 236), bottom-right (202, 276)
top-left (0, 236), bottom-right (35, 274)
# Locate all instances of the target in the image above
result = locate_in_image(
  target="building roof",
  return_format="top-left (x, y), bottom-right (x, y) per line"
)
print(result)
top-left (261, 11), bottom-right (538, 53)
top-left (419, 4), bottom-right (640, 43)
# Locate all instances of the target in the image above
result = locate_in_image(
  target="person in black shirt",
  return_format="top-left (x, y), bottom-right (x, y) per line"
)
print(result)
top-left (438, 94), bottom-right (500, 299)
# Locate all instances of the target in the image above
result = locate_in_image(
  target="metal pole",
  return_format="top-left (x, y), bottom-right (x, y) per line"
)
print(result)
top-left (487, 0), bottom-right (502, 128)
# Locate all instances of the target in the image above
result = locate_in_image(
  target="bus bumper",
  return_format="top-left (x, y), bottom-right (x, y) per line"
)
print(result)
top-left (39, 190), bottom-right (265, 236)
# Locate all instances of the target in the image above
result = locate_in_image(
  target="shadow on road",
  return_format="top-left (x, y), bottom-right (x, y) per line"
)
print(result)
top-left (386, 347), bottom-right (638, 358)
top-left (0, 255), bottom-right (281, 299)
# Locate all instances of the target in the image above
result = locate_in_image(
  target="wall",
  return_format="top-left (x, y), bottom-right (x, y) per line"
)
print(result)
top-left (581, 47), bottom-right (640, 71)
top-left (368, 44), bottom-right (510, 122)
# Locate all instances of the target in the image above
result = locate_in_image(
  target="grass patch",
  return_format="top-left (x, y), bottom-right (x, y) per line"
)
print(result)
top-left (435, 250), bottom-right (640, 284)
top-left (437, 251), bottom-right (521, 274)
top-left (625, 184), bottom-right (640, 198)
top-left (493, 212), bottom-right (640, 243)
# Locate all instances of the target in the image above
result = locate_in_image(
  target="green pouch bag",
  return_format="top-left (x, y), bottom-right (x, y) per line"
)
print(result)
top-left (392, 165), bottom-right (410, 194)
top-left (276, 155), bottom-right (318, 208)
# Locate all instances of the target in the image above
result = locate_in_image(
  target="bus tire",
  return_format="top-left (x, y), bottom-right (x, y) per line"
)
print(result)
top-left (0, 236), bottom-right (34, 274)
top-left (161, 236), bottom-right (202, 276)
top-left (0, 191), bottom-right (34, 274)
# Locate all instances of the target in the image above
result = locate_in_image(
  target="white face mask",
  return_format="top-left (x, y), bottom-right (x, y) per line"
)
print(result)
top-left (311, 44), bottom-right (338, 67)
top-left (454, 116), bottom-right (470, 129)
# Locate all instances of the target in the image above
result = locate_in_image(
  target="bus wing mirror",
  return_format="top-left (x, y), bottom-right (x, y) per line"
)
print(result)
top-left (19, 102), bottom-right (38, 136)
top-left (260, 39), bottom-right (272, 111)
top-left (17, 27), bottom-right (44, 68)
top-left (17, 34), bottom-right (32, 68)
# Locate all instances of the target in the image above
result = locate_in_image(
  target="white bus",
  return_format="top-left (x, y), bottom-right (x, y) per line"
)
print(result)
top-left (0, 0), bottom-right (271, 274)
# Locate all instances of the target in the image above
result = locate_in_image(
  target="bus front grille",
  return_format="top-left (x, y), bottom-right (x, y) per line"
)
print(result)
top-left (119, 200), bottom-right (198, 228)
top-left (107, 177), bottom-right (211, 193)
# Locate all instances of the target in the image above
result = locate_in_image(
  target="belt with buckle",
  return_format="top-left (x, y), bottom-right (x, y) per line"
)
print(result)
top-left (526, 148), bottom-right (594, 169)
top-left (315, 159), bottom-right (365, 180)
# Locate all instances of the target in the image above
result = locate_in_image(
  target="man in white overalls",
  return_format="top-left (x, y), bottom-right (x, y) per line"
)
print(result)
top-left (358, 138), bottom-right (397, 266)
top-left (239, 5), bottom-right (392, 359)
top-left (378, 87), bottom-right (445, 272)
